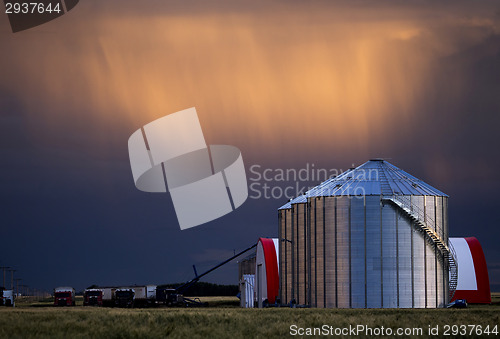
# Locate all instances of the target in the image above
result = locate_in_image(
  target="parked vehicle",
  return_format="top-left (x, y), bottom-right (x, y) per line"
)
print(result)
top-left (54, 287), bottom-right (75, 306)
top-left (156, 287), bottom-right (184, 306)
top-left (83, 288), bottom-right (103, 306)
top-left (145, 285), bottom-right (157, 305)
top-left (101, 287), bottom-right (116, 307)
top-left (0, 288), bottom-right (15, 307)
top-left (447, 299), bottom-right (468, 308)
top-left (113, 285), bottom-right (157, 307)
top-left (115, 288), bottom-right (134, 308)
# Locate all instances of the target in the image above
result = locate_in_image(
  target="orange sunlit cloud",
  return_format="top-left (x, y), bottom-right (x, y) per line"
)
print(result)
top-left (1, 1), bottom-right (498, 158)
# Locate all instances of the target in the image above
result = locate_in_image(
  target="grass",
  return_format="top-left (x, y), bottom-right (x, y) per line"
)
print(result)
top-left (0, 294), bottom-right (498, 338)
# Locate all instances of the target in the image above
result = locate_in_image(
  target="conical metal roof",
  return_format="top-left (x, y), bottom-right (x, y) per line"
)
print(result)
top-left (277, 194), bottom-right (307, 210)
top-left (278, 159), bottom-right (447, 210)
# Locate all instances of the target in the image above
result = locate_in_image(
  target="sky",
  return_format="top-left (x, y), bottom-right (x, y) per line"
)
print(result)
top-left (1, 0), bottom-right (499, 293)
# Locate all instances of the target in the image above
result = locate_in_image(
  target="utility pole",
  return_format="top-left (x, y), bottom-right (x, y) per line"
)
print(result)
top-left (0, 266), bottom-right (10, 288)
top-left (20, 284), bottom-right (27, 297)
top-left (14, 278), bottom-right (21, 297)
top-left (8, 269), bottom-right (16, 290)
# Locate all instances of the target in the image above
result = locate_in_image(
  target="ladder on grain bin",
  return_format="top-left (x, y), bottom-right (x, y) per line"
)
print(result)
top-left (378, 165), bottom-right (458, 301)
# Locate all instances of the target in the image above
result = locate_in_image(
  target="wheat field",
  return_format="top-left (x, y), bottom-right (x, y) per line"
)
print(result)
top-left (0, 295), bottom-right (498, 338)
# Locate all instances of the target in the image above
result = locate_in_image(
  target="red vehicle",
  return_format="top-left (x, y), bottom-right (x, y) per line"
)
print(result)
top-left (54, 287), bottom-right (75, 306)
top-left (83, 288), bottom-right (103, 306)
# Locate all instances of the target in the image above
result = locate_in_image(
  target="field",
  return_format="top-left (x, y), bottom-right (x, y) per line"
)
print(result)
top-left (0, 295), bottom-right (499, 338)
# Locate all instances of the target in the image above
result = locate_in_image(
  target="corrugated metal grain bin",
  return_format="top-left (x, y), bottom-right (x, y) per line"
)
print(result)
top-left (278, 201), bottom-right (293, 305)
top-left (239, 274), bottom-right (255, 308)
top-left (238, 252), bottom-right (256, 282)
top-left (278, 159), bottom-right (456, 308)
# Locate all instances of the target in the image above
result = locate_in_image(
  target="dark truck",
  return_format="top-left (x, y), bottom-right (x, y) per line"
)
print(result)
top-left (114, 285), bottom-right (156, 307)
top-left (83, 288), bottom-right (103, 306)
top-left (54, 287), bottom-right (76, 306)
top-left (156, 287), bottom-right (184, 306)
top-left (115, 288), bottom-right (135, 307)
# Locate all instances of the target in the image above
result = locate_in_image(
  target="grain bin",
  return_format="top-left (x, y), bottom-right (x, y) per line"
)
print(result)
top-left (278, 159), bottom-right (457, 308)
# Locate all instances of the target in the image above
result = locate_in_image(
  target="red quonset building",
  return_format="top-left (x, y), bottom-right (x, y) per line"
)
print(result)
top-left (255, 238), bottom-right (279, 308)
top-left (450, 237), bottom-right (491, 303)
